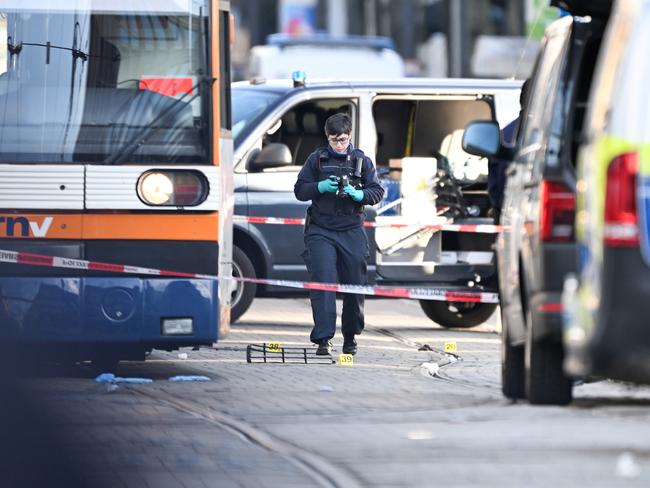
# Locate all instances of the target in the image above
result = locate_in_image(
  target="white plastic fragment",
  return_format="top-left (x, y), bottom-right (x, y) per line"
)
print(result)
top-left (420, 362), bottom-right (440, 378)
top-left (406, 430), bottom-right (434, 440)
top-left (319, 385), bottom-right (336, 392)
top-left (616, 452), bottom-right (641, 479)
top-left (177, 353), bottom-right (188, 360)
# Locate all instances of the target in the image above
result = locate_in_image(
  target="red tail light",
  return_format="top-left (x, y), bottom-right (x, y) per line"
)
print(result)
top-left (604, 152), bottom-right (639, 247)
top-left (540, 181), bottom-right (575, 242)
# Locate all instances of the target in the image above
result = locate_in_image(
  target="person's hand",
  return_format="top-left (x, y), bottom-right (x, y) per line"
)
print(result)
top-left (317, 175), bottom-right (339, 194)
top-left (344, 184), bottom-right (364, 202)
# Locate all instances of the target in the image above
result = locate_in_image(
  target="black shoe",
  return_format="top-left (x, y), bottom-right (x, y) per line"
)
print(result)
top-left (315, 340), bottom-right (332, 356)
top-left (342, 336), bottom-right (357, 355)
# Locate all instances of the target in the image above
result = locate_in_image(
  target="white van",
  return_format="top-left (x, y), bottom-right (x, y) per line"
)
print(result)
top-left (247, 34), bottom-right (406, 80)
top-left (230, 76), bottom-right (521, 325)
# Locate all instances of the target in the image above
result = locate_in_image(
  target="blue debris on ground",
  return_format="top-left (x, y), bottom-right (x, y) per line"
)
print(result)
top-left (168, 375), bottom-right (211, 382)
top-left (95, 373), bottom-right (153, 384)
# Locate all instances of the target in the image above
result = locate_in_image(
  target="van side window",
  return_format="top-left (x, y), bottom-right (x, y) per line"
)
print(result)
top-left (263, 99), bottom-right (355, 169)
top-left (518, 29), bottom-right (569, 171)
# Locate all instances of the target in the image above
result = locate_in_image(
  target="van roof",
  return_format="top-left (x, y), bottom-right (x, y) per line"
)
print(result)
top-left (233, 78), bottom-right (523, 94)
top-left (265, 33), bottom-right (397, 51)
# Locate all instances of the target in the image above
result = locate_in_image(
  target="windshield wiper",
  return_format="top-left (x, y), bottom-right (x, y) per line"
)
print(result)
top-left (102, 76), bottom-right (214, 165)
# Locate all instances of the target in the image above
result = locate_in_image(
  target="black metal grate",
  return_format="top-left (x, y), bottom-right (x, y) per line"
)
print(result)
top-left (246, 343), bottom-right (334, 364)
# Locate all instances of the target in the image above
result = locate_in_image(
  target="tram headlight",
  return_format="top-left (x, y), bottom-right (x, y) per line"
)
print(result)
top-left (139, 172), bottom-right (174, 205)
top-left (137, 170), bottom-right (208, 207)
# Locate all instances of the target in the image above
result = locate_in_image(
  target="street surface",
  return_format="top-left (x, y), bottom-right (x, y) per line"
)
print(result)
top-left (13, 297), bottom-right (650, 487)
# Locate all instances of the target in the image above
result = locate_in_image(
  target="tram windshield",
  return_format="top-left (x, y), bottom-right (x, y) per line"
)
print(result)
top-left (0, 0), bottom-right (211, 164)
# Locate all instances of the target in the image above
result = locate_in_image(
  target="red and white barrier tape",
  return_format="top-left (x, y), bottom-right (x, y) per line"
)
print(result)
top-left (234, 276), bottom-right (498, 303)
top-left (0, 249), bottom-right (498, 303)
top-left (0, 249), bottom-right (215, 279)
top-left (233, 215), bottom-right (502, 233)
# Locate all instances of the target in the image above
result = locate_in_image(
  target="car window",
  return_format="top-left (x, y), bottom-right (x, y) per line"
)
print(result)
top-left (609, 5), bottom-right (650, 141)
top-left (232, 87), bottom-right (283, 147)
top-left (518, 25), bottom-right (570, 170)
top-left (260, 98), bottom-right (356, 171)
top-left (583, 9), bottom-right (633, 136)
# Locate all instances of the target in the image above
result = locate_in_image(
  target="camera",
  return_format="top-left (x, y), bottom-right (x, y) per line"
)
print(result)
top-left (335, 174), bottom-right (350, 198)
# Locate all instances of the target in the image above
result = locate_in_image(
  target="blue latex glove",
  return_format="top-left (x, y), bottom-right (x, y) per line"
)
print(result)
top-left (344, 184), bottom-right (364, 202)
top-left (317, 175), bottom-right (339, 194)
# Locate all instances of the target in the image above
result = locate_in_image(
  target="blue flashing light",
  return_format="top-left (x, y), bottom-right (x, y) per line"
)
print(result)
top-left (292, 70), bottom-right (306, 87)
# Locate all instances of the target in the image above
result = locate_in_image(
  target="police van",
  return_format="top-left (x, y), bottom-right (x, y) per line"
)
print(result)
top-left (231, 75), bottom-right (521, 327)
top-left (247, 34), bottom-right (405, 80)
top-left (564, 0), bottom-right (650, 385)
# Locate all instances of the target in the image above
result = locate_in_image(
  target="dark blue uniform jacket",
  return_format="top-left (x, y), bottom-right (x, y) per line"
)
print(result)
top-left (294, 145), bottom-right (384, 231)
top-left (488, 116), bottom-right (520, 211)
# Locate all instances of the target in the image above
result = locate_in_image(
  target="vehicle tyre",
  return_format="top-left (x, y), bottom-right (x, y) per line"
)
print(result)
top-left (525, 312), bottom-right (573, 405)
top-left (231, 245), bottom-right (256, 323)
top-left (419, 300), bottom-right (497, 328)
top-left (501, 306), bottom-right (525, 400)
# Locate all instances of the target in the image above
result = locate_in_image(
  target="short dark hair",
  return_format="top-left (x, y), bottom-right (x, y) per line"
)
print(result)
top-left (324, 113), bottom-right (351, 136)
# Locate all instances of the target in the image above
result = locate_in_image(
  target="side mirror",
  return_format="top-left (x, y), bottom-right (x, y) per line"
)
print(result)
top-left (462, 120), bottom-right (501, 158)
top-left (248, 143), bottom-right (293, 172)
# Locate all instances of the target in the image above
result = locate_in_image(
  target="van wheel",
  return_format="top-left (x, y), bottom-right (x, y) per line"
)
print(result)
top-left (231, 245), bottom-right (256, 323)
top-left (525, 312), bottom-right (573, 405)
top-left (501, 307), bottom-right (525, 400)
top-left (419, 301), bottom-right (497, 328)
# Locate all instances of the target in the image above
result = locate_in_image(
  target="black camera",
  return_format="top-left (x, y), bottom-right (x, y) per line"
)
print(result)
top-left (335, 174), bottom-right (350, 198)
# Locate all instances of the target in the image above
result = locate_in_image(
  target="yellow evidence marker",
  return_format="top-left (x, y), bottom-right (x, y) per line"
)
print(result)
top-left (443, 341), bottom-right (458, 353)
top-left (267, 342), bottom-right (282, 353)
top-left (337, 353), bottom-right (354, 366)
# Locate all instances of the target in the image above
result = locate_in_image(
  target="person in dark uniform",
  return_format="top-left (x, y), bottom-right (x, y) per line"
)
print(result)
top-left (294, 113), bottom-right (384, 356)
top-left (487, 78), bottom-right (530, 223)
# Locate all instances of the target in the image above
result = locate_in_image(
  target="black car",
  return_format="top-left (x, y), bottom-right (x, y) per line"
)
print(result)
top-left (463, 1), bottom-right (612, 404)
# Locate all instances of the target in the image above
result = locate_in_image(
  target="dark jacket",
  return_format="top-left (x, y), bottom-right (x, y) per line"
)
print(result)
top-left (488, 116), bottom-right (520, 211)
top-left (294, 144), bottom-right (384, 231)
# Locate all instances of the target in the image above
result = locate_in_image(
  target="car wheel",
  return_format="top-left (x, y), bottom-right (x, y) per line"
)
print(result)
top-left (419, 300), bottom-right (497, 328)
top-left (231, 245), bottom-right (256, 323)
top-left (501, 306), bottom-right (525, 400)
top-left (525, 311), bottom-right (573, 405)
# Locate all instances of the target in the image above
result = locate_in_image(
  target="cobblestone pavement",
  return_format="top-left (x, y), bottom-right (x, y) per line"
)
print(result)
top-left (14, 297), bottom-right (650, 487)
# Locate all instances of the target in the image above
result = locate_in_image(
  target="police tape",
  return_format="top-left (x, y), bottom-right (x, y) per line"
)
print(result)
top-left (233, 215), bottom-right (502, 233)
top-left (0, 249), bottom-right (499, 303)
top-left (232, 276), bottom-right (499, 303)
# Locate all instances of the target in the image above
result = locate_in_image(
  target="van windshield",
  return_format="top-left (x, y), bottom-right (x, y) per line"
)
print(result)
top-left (232, 87), bottom-right (283, 147)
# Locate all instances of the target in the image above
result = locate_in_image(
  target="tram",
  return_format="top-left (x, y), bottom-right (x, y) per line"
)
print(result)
top-left (0, 0), bottom-right (233, 369)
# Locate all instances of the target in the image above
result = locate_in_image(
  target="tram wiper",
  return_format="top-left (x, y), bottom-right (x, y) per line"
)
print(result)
top-left (102, 75), bottom-right (215, 165)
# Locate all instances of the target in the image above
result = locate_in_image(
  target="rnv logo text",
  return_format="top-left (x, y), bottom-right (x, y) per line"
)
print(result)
top-left (0, 217), bottom-right (53, 237)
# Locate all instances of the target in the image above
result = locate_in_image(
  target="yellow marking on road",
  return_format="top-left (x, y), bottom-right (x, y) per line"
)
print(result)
top-left (337, 354), bottom-right (354, 366)
top-left (443, 341), bottom-right (458, 353)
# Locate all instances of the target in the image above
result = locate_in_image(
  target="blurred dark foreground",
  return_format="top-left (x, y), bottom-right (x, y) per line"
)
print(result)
top-left (0, 351), bottom-right (89, 488)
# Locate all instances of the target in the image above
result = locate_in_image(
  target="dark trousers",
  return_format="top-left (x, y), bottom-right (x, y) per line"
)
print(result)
top-left (302, 224), bottom-right (368, 343)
